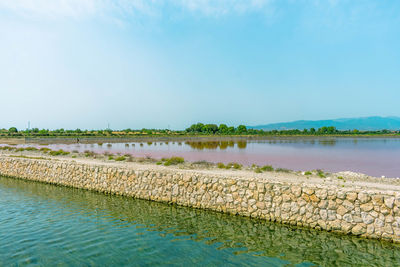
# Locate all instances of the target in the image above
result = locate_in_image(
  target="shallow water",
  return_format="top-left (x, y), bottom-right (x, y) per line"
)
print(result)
top-left (9, 137), bottom-right (400, 177)
top-left (0, 176), bottom-right (399, 266)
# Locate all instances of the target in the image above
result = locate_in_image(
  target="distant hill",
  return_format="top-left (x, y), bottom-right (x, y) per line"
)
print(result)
top-left (249, 116), bottom-right (400, 131)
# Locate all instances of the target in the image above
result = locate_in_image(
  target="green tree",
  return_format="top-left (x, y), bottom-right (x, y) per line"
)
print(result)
top-left (218, 124), bottom-right (228, 134)
top-left (38, 129), bottom-right (49, 135)
top-left (8, 127), bottom-right (18, 133)
top-left (204, 124), bottom-right (218, 134)
top-left (237, 125), bottom-right (247, 133)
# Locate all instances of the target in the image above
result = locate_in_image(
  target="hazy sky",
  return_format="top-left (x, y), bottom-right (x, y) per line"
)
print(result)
top-left (1, 0), bottom-right (400, 130)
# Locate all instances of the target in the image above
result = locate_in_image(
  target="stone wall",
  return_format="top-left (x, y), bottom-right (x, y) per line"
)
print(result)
top-left (0, 157), bottom-right (399, 243)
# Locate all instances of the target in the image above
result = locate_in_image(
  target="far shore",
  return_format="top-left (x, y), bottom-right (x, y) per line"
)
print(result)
top-left (1, 134), bottom-right (400, 145)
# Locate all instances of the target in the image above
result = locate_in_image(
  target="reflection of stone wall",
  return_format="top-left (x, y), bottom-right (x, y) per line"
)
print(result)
top-left (3, 176), bottom-right (399, 267)
top-left (0, 157), bottom-right (399, 243)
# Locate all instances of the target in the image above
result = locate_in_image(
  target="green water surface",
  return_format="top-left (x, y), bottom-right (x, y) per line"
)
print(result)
top-left (0, 176), bottom-right (399, 266)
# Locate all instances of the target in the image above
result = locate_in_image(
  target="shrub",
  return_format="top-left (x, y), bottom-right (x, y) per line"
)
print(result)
top-left (232, 163), bottom-right (242, 170)
top-left (72, 155), bottom-right (77, 158)
top-left (316, 169), bottom-right (326, 178)
top-left (72, 150), bottom-right (79, 153)
top-left (261, 165), bottom-right (274, 172)
top-left (115, 156), bottom-right (126, 161)
top-left (49, 149), bottom-right (70, 156)
top-left (84, 150), bottom-right (96, 157)
top-left (156, 161), bottom-right (162, 165)
top-left (304, 171), bottom-right (312, 175)
top-left (25, 147), bottom-right (38, 151)
top-left (217, 162), bottom-right (226, 169)
top-left (225, 162), bottom-right (242, 170)
top-left (254, 168), bottom-right (262, 173)
top-left (108, 156), bottom-right (114, 160)
top-left (40, 147), bottom-right (51, 153)
top-left (337, 176), bottom-right (344, 180)
top-left (163, 157), bottom-right (184, 166)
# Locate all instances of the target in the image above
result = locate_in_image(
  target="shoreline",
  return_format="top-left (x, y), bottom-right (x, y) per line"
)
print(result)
top-left (0, 150), bottom-right (399, 244)
top-left (1, 134), bottom-right (400, 145)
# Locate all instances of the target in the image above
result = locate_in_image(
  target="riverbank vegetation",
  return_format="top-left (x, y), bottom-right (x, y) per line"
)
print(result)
top-left (1, 123), bottom-right (399, 138)
top-left (0, 144), bottom-right (375, 183)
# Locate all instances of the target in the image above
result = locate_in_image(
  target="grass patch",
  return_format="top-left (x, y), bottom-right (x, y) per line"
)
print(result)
top-left (232, 163), bottom-right (242, 170)
top-left (49, 149), bottom-right (70, 156)
top-left (115, 156), bottom-right (126, 161)
top-left (0, 146), bottom-right (16, 151)
top-left (217, 162), bottom-right (226, 169)
top-left (316, 169), bottom-right (326, 178)
top-left (163, 157), bottom-right (184, 166)
top-left (40, 147), bottom-right (51, 153)
top-left (226, 162), bottom-right (242, 170)
top-left (261, 165), bottom-right (274, 172)
top-left (84, 150), bottom-right (96, 157)
top-left (254, 167), bottom-right (263, 173)
top-left (9, 155), bottom-right (49, 160)
top-left (24, 147), bottom-right (38, 151)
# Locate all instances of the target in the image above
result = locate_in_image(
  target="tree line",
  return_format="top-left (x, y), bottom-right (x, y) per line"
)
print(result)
top-left (0, 124), bottom-right (398, 137)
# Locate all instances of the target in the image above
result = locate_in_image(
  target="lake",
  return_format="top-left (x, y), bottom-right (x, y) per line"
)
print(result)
top-left (10, 137), bottom-right (400, 177)
top-left (0, 176), bottom-right (399, 266)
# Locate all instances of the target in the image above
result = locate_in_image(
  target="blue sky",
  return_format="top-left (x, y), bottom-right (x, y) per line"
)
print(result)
top-left (1, 0), bottom-right (400, 130)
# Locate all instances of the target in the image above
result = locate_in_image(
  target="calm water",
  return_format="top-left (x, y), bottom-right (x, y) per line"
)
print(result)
top-left (11, 137), bottom-right (400, 177)
top-left (1, 176), bottom-right (400, 266)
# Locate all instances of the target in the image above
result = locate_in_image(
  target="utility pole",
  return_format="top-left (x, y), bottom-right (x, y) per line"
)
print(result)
top-left (28, 121), bottom-right (30, 131)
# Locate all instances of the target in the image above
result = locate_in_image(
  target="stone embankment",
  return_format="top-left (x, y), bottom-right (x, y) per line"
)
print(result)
top-left (0, 156), bottom-right (399, 243)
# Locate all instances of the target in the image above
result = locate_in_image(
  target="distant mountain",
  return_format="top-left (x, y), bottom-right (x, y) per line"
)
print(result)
top-left (249, 116), bottom-right (400, 131)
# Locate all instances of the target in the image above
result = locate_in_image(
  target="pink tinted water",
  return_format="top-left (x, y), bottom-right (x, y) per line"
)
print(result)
top-left (8, 138), bottom-right (400, 177)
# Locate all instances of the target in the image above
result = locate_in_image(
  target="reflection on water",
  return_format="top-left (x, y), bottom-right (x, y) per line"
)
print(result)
top-left (0, 177), bottom-right (399, 266)
top-left (186, 141), bottom-right (238, 150)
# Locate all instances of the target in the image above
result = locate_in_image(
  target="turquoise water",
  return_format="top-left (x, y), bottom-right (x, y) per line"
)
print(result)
top-left (0, 177), bottom-right (399, 266)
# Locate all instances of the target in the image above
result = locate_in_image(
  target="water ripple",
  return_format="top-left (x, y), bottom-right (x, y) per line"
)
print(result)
top-left (0, 176), bottom-right (399, 266)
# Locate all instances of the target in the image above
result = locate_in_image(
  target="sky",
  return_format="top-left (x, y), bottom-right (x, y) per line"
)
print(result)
top-left (1, 0), bottom-right (400, 130)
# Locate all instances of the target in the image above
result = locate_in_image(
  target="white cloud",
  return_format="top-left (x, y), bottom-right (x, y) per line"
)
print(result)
top-left (0, 0), bottom-right (275, 20)
top-left (176, 0), bottom-right (273, 16)
top-left (0, 0), bottom-right (100, 18)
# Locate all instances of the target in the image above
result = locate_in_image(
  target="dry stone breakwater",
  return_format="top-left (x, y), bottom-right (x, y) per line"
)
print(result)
top-left (0, 155), bottom-right (400, 243)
